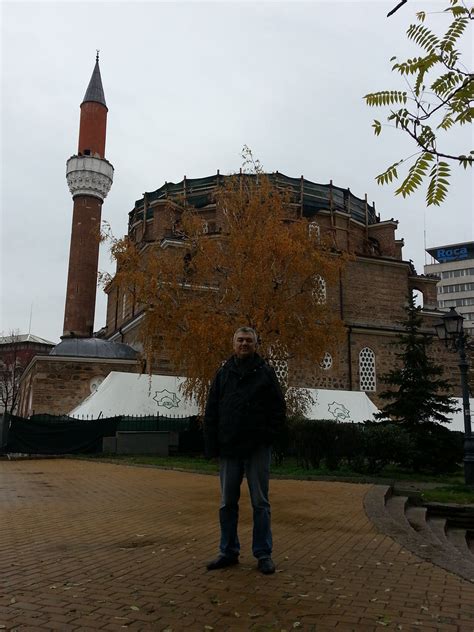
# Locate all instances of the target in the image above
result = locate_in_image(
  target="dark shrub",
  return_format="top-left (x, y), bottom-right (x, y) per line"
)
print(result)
top-left (289, 417), bottom-right (328, 469)
top-left (318, 420), bottom-right (342, 470)
top-left (358, 422), bottom-right (412, 474)
top-left (335, 423), bottom-right (364, 467)
top-left (289, 418), bottom-right (354, 470)
top-left (272, 418), bottom-right (290, 466)
top-left (287, 416), bottom-right (462, 475)
top-left (406, 423), bottom-right (463, 473)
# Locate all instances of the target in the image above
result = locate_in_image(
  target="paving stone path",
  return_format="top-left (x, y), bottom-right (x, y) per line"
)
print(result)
top-left (1, 459), bottom-right (474, 631)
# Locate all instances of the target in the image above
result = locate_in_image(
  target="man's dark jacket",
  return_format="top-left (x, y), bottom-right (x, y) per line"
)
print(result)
top-left (204, 353), bottom-right (286, 458)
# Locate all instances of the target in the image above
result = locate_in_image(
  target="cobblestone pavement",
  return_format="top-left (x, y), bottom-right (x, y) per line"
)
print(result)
top-left (1, 459), bottom-right (474, 632)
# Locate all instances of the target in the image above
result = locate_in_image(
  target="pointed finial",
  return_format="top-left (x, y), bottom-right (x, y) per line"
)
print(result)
top-left (96, 49), bottom-right (100, 63)
top-left (82, 53), bottom-right (106, 106)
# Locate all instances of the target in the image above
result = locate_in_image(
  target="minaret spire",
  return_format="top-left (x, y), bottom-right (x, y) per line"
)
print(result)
top-left (63, 55), bottom-right (114, 338)
top-left (82, 53), bottom-right (107, 108)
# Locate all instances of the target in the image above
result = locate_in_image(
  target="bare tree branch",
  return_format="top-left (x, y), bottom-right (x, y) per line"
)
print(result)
top-left (387, 0), bottom-right (407, 18)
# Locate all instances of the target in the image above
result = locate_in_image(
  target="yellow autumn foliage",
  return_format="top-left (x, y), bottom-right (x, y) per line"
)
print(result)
top-left (108, 173), bottom-right (348, 412)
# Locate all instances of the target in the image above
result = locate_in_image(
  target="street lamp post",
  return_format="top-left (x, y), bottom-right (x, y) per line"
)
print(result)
top-left (435, 307), bottom-right (474, 486)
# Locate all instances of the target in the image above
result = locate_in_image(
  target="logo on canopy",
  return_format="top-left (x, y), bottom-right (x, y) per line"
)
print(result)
top-left (328, 401), bottom-right (350, 421)
top-left (153, 389), bottom-right (181, 410)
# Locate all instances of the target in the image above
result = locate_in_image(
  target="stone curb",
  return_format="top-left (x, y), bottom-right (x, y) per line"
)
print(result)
top-left (364, 484), bottom-right (474, 584)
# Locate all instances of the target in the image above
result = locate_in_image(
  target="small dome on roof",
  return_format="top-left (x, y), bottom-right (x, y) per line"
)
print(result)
top-left (50, 338), bottom-right (138, 360)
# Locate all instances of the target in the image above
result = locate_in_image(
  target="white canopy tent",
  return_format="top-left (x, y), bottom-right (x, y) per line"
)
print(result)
top-left (70, 371), bottom-right (381, 421)
top-left (69, 372), bottom-right (471, 433)
top-left (447, 398), bottom-right (474, 433)
top-left (303, 388), bottom-right (380, 424)
top-left (305, 392), bottom-right (472, 432)
top-left (70, 372), bottom-right (199, 418)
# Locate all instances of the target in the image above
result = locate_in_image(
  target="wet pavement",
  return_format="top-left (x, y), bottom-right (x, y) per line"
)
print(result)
top-left (1, 458), bottom-right (473, 631)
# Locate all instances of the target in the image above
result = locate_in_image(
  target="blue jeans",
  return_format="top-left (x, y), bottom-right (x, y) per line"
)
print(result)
top-left (219, 445), bottom-right (272, 560)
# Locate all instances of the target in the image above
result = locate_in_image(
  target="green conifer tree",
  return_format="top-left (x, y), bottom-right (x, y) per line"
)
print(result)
top-left (377, 293), bottom-right (458, 427)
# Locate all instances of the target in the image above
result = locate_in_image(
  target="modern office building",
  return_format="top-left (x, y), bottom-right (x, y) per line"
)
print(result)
top-left (424, 241), bottom-right (474, 337)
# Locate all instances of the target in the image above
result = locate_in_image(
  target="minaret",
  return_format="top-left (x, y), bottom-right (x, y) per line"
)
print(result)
top-left (63, 53), bottom-right (114, 338)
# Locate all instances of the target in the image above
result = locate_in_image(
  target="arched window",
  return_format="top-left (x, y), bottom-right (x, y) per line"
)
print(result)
top-left (412, 289), bottom-right (424, 308)
top-left (268, 345), bottom-right (288, 388)
top-left (122, 293), bottom-right (127, 320)
top-left (359, 347), bottom-right (376, 391)
top-left (368, 237), bottom-right (380, 256)
top-left (320, 352), bottom-right (333, 371)
top-left (313, 275), bottom-right (326, 304)
top-left (308, 221), bottom-right (320, 242)
top-left (271, 359), bottom-right (288, 388)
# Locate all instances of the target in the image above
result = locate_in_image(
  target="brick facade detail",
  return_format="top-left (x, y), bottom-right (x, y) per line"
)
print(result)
top-left (17, 357), bottom-right (139, 417)
top-left (78, 101), bottom-right (107, 158)
top-left (63, 195), bottom-right (103, 338)
top-left (102, 178), bottom-right (467, 399)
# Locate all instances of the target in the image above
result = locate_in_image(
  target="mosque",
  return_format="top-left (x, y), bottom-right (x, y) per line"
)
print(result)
top-left (17, 57), bottom-right (462, 417)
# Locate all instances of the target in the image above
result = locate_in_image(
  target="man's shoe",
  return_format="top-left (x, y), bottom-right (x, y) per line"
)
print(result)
top-left (257, 557), bottom-right (276, 575)
top-left (206, 555), bottom-right (239, 571)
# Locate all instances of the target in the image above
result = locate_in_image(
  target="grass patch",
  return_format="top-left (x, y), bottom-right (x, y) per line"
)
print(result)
top-left (79, 454), bottom-right (465, 484)
top-left (421, 485), bottom-right (474, 505)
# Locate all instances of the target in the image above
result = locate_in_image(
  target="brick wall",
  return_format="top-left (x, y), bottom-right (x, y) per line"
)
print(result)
top-left (63, 195), bottom-right (103, 338)
top-left (18, 357), bottom-right (139, 417)
top-left (78, 102), bottom-right (107, 157)
top-left (342, 258), bottom-right (409, 327)
top-left (101, 192), bottom-right (472, 402)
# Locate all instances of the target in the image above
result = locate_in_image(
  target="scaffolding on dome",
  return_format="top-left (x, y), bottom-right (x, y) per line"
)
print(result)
top-left (129, 172), bottom-right (379, 228)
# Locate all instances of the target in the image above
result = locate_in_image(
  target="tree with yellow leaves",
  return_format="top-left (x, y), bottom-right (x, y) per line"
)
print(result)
top-left (106, 156), bottom-right (347, 413)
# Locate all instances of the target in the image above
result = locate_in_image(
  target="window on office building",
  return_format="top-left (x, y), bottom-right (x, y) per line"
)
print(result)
top-left (438, 282), bottom-right (474, 294)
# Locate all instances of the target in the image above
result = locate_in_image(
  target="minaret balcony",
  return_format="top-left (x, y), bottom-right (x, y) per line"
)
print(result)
top-left (66, 155), bottom-right (114, 201)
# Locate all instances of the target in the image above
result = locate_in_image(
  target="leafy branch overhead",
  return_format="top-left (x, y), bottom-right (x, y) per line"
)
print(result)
top-left (365, 0), bottom-right (473, 206)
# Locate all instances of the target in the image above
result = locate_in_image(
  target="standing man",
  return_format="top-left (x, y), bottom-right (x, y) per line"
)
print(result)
top-left (204, 327), bottom-right (286, 575)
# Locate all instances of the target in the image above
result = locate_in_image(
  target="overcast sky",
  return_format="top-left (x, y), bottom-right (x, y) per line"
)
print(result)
top-left (1, 0), bottom-right (472, 344)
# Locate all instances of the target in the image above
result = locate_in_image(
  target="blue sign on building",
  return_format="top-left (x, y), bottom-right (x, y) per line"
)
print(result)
top-left (427, 242), bottom-right (474, 264)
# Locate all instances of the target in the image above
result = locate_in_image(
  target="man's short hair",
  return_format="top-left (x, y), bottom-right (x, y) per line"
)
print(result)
top-left (233, 327), bottom-right (258, 343)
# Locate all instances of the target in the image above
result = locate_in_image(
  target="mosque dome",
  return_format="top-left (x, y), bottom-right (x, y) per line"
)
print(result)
top-left (50, 338), bottom-right (138, 360)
